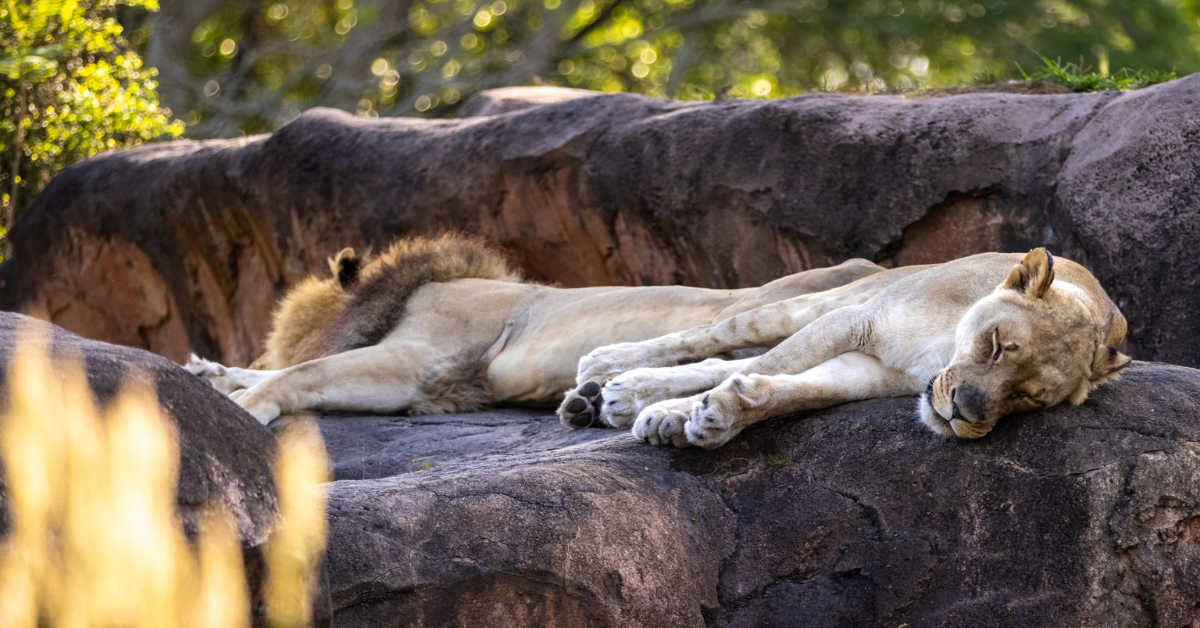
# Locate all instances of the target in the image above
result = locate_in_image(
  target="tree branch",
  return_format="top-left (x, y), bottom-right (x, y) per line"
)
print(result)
top-left (568, 0), bottom-right (629, 44)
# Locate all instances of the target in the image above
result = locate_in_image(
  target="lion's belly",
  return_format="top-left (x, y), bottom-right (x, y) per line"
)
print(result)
top-left (486, 344), bottom-right (585, 403)
top-left (485, 286), bottom-right (739, 403)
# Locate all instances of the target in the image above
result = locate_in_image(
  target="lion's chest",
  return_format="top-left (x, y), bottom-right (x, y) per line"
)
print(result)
top-left (868, 311), bottom-right (957, 390)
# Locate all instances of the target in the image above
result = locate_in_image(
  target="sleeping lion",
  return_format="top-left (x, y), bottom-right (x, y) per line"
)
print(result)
top-left (186, 234), bottom-right (883, 424)
top-left (558, 247), bottom-right (1131, 447)
top-left (187, 235), bottom-right (1130, 450)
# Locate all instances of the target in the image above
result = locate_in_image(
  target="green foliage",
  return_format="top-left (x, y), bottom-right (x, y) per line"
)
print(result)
top-left (765, 453), bottom-right (792, 467)
top-left (146, 0), bottom-right (1200, 136)
top-left (0, 0), bottom-right (183, 236)
top-left (1022, 53), bottom-right (1178, 92)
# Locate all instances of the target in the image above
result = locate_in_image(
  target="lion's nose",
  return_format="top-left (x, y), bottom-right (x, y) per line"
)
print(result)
top-left (951, 385), bottom-right (988, 423)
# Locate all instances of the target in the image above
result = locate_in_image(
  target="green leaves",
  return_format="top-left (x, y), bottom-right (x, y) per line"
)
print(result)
top-left (1028, 52), bottom-right (1178, 93)
top-left (171, 0), bottom-right (1200, 135)
top-left (0, 0), bottom-right (183, 233)
top-left (0, 54), bottom-right (59, 81)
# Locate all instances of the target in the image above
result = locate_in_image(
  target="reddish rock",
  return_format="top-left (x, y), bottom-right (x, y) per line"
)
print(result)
top-left (2, 79), bottom-right (1199, 366)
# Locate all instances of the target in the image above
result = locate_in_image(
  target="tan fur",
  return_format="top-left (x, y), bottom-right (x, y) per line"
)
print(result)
top-left (246, 235), bottom-right (520, 413)
top-left (191, 239), bottom-right (1129, 448)
top-left (185, 236), bottom-right (885, 425)
top-left (577, 248), bottom-right (1132, 449)
top-left (320, 234), bottom-right (521, 356)
top-left (262, 276), bottom-right (345, 368)
top-left (257, 234), bottom-right (519, 371)
top-left (919, 249), bottom-right (1131, 438)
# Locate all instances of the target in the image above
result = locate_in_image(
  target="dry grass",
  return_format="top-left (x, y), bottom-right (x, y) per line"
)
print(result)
top-left (0, 330), bottom-right (328, 627)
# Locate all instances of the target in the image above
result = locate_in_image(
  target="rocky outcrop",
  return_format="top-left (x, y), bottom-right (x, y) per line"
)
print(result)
top-left (321, 362), bottom-right (1200, 627)
top-left (4, 79), bottom-right (1200, 366)
top-left (0, 312), bottom-right (278, 539)
top-left (0, 313), bottom-right (330, 626)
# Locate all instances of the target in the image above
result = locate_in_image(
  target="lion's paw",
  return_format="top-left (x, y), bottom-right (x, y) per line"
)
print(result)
top-left (598, 372), bottom-right (656, 428)
top-left (682, 375), bottom-right (763, 448)
top-left (633, 399), bottom-right (693, 447)
top-left (558, 381), bottom-right (604, 429)
top-left (576, 342), bottom-right (655, 386)
top-left (232, 388), bottom-right (281, 426)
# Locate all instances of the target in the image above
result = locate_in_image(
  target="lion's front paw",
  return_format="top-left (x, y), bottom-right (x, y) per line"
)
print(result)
top-left (558, 381), bottom-right (604, 429)
top-left (233, 389), bottom-right (281, 426)
top-left (683, 395), bottom-right (737, 449)
top-left (576, 342), bottom-right (653, 386)
top-left (632, 398), bottom-right (694, 447)
top-left (683, 374), bottom-right (764, 448)
top-left (598, 372), bottom-right (655, 428)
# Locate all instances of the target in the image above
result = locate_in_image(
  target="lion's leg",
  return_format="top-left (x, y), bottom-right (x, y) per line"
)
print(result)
top-left (575, 300), bottom-right (813, 383)
top-left (582, 357), bottom-right (754, 429)
top-left (634, 352), bottom-right (912, 448)
top-left (185, 354), bottom-right (279, 395)
top-left (231, 343), bottom-right (479, 425)
top-left (560, 298), bottom-right (834, 427)
top-left (567, 268), bottom-right (915, 394)
top-left (632, 305), bottom-right (883, 447)
top-left (563, 301), bottom-right (876, 427)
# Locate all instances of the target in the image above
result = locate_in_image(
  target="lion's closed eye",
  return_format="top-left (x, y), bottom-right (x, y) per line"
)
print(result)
top-left (1010, 389), bottom-right (1045, 408)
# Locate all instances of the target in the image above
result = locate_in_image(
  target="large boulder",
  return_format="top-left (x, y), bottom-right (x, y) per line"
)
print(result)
top-left (0, 312), bottom-right (278, 539)
top-left (0, 313), bottom-right (330, 626)
top-left (3, 80), bottom-right (1200, 366)
top-left (322, 362), bottom-right (1200, 627)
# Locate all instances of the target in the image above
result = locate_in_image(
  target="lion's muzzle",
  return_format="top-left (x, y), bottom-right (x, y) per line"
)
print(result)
top-left (951, 384), bottom-right (988, 423)
top-left (929, 372), bottom-right (996, 439)
top-left (929, 372), bottom-right (955, 421)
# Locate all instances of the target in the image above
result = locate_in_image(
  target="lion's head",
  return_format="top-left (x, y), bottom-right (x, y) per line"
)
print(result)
top-left (918, 248), bottom-right (1131, 439)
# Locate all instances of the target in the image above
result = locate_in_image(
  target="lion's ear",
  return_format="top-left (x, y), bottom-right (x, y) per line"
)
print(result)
top-left (1002, 248), bottom-right (1055, 298)
top-left (1091, 345), bottom-right (1132, 384)
top-left (327, 247), bottom-right (361, 288)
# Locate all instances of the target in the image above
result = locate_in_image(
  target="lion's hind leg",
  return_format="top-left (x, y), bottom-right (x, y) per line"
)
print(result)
top-left (635, 352), bottom-right (912, 448)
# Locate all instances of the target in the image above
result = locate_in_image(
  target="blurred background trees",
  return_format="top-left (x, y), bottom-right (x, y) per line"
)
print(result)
top-left (137, 0), bottom-right (1200, 137)
top-left (3, 0), bottom-right (1200, 233)
top-left (0, 0), bottom-right (183, 234)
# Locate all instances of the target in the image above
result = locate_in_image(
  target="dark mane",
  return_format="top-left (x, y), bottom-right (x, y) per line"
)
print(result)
top-left (320, 234), bottom-right (520, 355)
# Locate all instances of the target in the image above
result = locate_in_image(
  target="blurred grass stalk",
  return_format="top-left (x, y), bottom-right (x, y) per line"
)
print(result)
top-left (0, 331), bottom-right (328, 627)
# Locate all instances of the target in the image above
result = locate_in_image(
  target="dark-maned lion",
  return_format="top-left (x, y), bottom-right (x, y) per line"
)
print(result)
top-left (186, 234), bottom-right (884, 425)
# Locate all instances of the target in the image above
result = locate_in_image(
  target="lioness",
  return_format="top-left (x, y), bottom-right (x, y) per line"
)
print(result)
top-left (557, 248), bottom-right (1130, 448)
top-left (186, 234), bottom-right (884, 424)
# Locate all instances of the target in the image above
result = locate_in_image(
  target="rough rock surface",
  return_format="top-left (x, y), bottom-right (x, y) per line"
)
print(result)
top-left (0, 313), bottom-right (331, 626)
top-left (321, 362), bottom-right (1200, 627)
top-left (4, 79), bottom-right (1200, 366)
top-left (317, 408), bottom-right (620, 481)
top-left (0, 312), bottom-right (278, 540)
